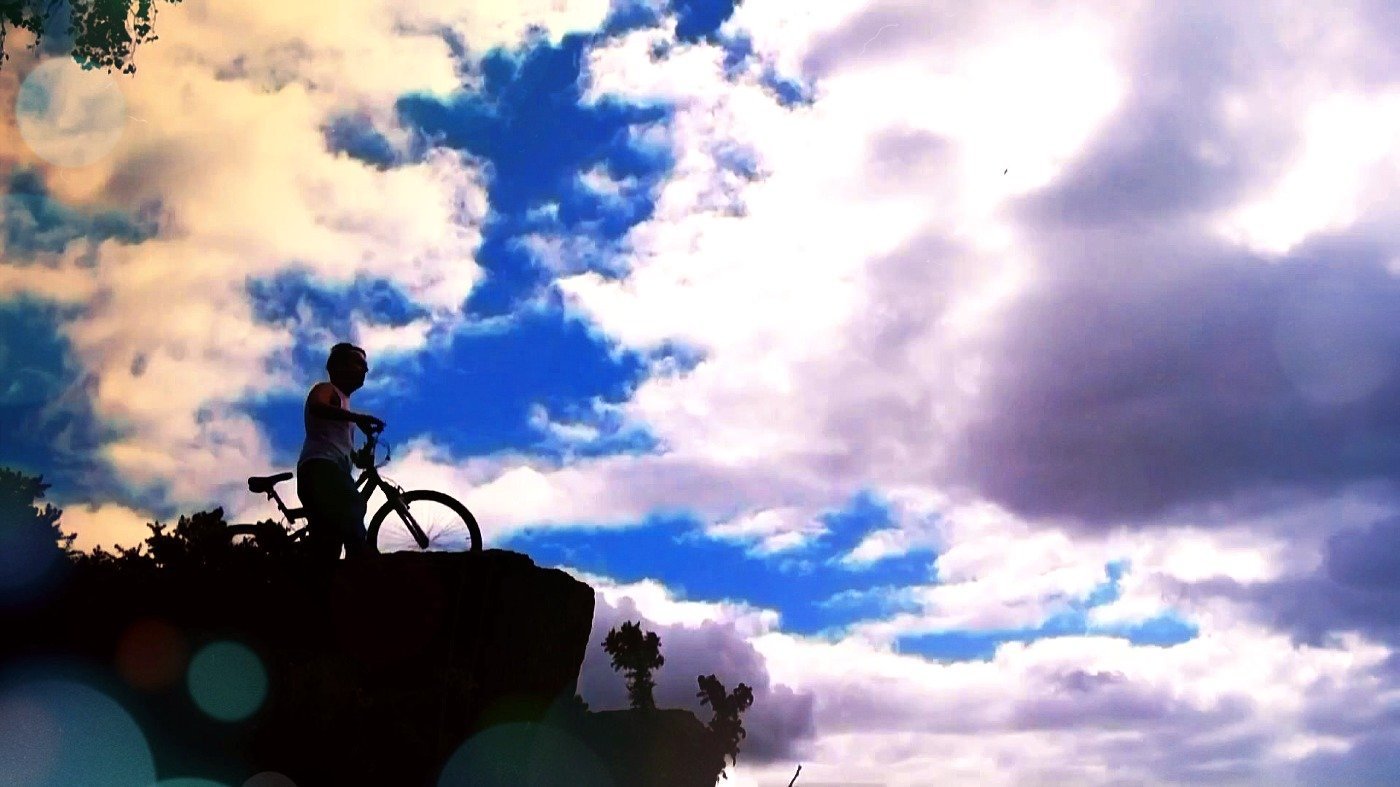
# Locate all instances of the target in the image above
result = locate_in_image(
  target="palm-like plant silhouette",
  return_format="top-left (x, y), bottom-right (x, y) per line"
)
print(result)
top-left (602, 620), bottom-right (665, 710)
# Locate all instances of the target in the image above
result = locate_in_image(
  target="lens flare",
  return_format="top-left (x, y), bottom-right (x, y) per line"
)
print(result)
top-left (0, 678), bottom-right (156, 785)
top-left (15, 57), bottom-right (128, 168)
top-left (187, 641), bottom-right (268, 722)
top-left (116, 618), bottom-right (189, 691)
top-left (243, 772), bottom-right (298, 787)
top-left (439, 722), bottom-right (614, 787)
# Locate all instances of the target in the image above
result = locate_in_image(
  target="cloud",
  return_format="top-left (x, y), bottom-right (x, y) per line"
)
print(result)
top-left (2, 169), bottom-right (154, 261)
top-left (58, 501), bottom-right (154, 553)
top-left (4, 1), bottom-right (1400, 781)
top-left (933, 3), bottom-right (1400, 525)
top-left (740, 622), bottom-right (1387, 784)
top-left (2, 0), bottom-right (494, 514)
top-left (1199, 516), bottom-right (1400, 648)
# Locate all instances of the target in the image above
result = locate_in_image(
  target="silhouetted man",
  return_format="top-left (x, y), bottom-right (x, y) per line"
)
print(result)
top-left (297, 342), bottom-right (384, 562)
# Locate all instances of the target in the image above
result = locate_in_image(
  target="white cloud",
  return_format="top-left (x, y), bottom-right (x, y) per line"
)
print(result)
top-left (577, 163), bottom-right (639, 203)
top-left (353, 317), bottom-right (435, 357)
top-left (56, 501), bottom-right (154, 553)
top-left (705, 506), bottom-right (827, 555)
top-left (1219, 90), bottom-right (1400, 255)
top-left (743, 622), bottom-right (1389, 785)
top-left (574, 572), bottom-right (781, 637)
top-left (3, 0), bottom-right (492, 511)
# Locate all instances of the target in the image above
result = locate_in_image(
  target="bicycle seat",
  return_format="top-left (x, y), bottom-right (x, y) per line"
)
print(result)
top-left (247, 472), bottom-right (294, 494)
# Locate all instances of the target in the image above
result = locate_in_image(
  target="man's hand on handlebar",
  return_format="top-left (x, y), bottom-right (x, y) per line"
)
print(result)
top-left (355, 413), bottom-right (386, 436)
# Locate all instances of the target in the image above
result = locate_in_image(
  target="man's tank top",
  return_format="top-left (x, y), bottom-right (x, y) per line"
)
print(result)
top-left (298, 382), bottom-right (354, 473)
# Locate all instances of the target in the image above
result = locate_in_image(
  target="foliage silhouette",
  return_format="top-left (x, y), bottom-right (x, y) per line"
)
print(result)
top-left (0, 465), bottom-right (71, 550)
top-left (2, 466), bottom-right (762, 785)
top-left (698, 673), bottom-right (755, 777)
top-left (0, 0), bottom-right (182, 73)
top-left (0, 466), bottom-right (75, 598)
top-left (603, 619), bottom-right (665, 710)
top-left (599, 618), bottom-right (759, 780)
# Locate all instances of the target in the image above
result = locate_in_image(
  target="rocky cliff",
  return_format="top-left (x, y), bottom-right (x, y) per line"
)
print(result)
top-left (2, 541), bottom-right (729, 786)
top-left (3, 547), bottom-right (591, 784)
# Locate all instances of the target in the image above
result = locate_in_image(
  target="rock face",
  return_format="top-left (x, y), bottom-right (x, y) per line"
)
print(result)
top-left (3, 541), bottom-right (734, 786)
top-left (331, 550), bottom-right (595, 720)
top-left (2, 548), bottom-right (597, 785)
top-left (566, 708), bottom-right (728, 787)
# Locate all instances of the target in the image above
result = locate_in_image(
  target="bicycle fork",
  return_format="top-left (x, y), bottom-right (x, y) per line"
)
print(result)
top-left (386, 491), bottom-right (431, 550)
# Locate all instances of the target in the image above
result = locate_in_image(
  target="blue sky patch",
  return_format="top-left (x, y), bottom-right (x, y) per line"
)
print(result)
top-left (396, 30), bottom-right (673, 316)
top-left (504, 488), bottom-right (938, 635)
top-left (673, 0), bottom-right (741, 43)
top-left (248, 270), bottom-right (429, 338)
top-left (897, 561), bottom-right (1198, 661)
top-left (241, 302), bottom-right (654, 466)
top-left (601, 0), bottom-right (666, 39)
top-left (3, 168), bottom-right (154, 262)
top-left (0, 298), bottom-right (127, 507)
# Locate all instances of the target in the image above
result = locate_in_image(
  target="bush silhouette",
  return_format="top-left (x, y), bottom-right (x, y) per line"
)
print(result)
top-left (599, 619), bottom-right (759, 780)
top-left (0, 466), bottom-right (74, 598)
top-left (698, 673), bottom-right (755, 777)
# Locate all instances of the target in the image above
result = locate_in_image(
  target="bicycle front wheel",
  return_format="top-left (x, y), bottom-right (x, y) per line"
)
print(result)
top-left (367, 489), bottom-right (482, 554)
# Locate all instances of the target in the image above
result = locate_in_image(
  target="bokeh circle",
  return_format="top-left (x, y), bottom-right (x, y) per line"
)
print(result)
top-left (0, 678), bottom-right (156, 785)
top-left (243, 771), bottom-right (298, 787)
top-left (15, 57), bottom-right (128, 167)
top-left (438, 722), bottom-right (614, 787)
top-left (116, 618), bottom-right (189, 691)
top-left (187, 641), bottom-right (268, 722)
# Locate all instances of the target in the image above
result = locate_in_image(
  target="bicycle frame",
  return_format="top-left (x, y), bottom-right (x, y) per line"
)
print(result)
top-left (256, 430), bottom-right (431, 549)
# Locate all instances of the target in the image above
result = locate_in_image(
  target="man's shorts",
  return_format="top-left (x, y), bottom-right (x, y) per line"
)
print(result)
top-left (296, 458), bottom-right (368, 560)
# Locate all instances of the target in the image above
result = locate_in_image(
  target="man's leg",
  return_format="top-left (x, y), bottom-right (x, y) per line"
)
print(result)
top-left (297, 460), bottom-right (350, 563)
top-left (340, 483), bottom-right (369, 558)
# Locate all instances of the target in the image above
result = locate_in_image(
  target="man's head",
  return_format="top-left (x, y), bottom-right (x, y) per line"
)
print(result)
top-left (327, 342), bottom-right (368, 394)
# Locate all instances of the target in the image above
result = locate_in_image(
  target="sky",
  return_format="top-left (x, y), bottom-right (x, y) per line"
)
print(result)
top-left (3, 0), bottom-right (1400, 783)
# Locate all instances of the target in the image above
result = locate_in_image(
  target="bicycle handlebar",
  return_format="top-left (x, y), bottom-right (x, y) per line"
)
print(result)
top-left (354, 424), bottom-right (389, 469)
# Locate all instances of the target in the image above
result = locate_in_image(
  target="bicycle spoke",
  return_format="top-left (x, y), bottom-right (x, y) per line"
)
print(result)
top-left (374, 496), bottom-right (476, 553)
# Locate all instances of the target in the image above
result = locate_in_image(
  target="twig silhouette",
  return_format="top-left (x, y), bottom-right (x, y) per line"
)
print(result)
top-left (788, 763), bottom-right (802, 786)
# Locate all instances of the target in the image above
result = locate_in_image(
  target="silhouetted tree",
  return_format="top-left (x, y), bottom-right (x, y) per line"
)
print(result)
top-left (0, 466), bottom-right (76, 597)
top-left (1, 464), bottom-right (97, 596)
top-left (1, 0), bottom-right (182, 73)
top-left (602, 619), bottom-right (665, 710)
top-left (697, 673), bottom-right (755, 778)
top-left (0, 466), bottom-right (72, 549)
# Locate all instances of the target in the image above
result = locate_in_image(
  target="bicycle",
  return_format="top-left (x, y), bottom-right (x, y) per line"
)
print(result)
top-left (230, 425), bottom-right (482, 554)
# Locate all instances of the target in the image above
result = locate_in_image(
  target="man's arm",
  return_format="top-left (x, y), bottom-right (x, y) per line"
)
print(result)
top-left (307, 383), bottom-right (384, 433)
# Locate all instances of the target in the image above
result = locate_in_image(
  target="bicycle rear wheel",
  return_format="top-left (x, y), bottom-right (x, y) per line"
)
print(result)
top-left (226, 524), bottom-right (260, 546)
top-left (225, 522), bottom-right (299, 554)
top-left (367, 489), bottom-right (482, 554)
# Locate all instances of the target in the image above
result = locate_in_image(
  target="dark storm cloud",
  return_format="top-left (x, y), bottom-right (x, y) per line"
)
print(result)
top-left (1017, 3), bottom-right (1296, 230)
top-left (942, 4), bottom-right (1400, 524)
top-left (1201, 516), bottom-right (1400, 647)
top-left (1296, 735), bottom-right (1400, 787)
top-left (1295, 653), bottom-right (1400, 785)
top-left (954, 234), bottom-right (1400, 523)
